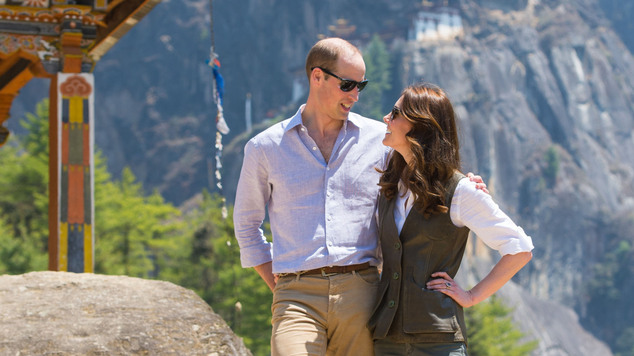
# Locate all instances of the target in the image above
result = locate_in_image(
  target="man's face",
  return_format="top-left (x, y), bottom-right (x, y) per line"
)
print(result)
top-left (317, 54), bottom-right (366, 121)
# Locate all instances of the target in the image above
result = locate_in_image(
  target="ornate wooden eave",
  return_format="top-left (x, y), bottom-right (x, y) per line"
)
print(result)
top-left (0, 0), bottom-right (161, 147)
top-left (90, 0), bottom-right (161, 61)
top-left (0, 48), bottom-right (52, 144)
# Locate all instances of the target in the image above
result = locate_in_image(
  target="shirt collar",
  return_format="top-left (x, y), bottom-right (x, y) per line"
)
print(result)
top-left (284, 104), bottom-right (362, 133)
top-left (284, 105), bottom-right (305, 132)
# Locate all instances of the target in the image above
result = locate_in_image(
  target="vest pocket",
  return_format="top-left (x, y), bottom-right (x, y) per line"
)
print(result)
top-left (402, 285), bottom-right (460, 334)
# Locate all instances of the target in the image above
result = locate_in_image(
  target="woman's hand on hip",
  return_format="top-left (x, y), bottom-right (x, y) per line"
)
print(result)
top-left (427, 271), bottom-right (475, 308)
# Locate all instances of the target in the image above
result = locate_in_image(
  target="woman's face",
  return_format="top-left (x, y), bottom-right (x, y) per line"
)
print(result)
top-left (382, 96), bottom-right (413, 160)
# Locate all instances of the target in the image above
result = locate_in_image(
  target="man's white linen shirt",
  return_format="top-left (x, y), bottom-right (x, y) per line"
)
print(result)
top-left (233, 105), bottom-right (389, 274)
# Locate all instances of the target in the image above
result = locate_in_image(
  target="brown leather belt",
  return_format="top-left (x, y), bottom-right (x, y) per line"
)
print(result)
top-left (301, 262), bottom-right (371, 276)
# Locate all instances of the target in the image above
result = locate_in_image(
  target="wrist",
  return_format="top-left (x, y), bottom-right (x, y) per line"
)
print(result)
top-left (465, 289), bottom-right (477, 308)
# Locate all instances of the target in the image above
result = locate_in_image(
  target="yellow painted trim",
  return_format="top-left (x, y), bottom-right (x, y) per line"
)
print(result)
top-left (84, 223), bottom-right (93, 273)
top-left (70, 96), bottom-right (82, 123)
top-left (59, 222), bottom-right (68, 271)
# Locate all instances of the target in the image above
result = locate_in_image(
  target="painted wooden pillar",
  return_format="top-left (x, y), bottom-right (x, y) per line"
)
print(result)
top-left (48, 13), bottom-right (97, 273)
top-left (48, 72), bottom-right (95, 273)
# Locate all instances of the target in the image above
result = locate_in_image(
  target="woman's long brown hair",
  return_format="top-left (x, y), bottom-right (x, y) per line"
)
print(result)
top-left (378, 83), bottom-right (461, 217)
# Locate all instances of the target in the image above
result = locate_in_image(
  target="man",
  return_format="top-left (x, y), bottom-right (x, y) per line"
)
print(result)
top-left (234, 37), bottom-right (385, 355)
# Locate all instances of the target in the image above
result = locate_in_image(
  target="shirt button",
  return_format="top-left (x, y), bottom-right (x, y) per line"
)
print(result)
top-left (312, 146), bottom-right (317, 151)
top-left (394, 242), bottom-right (401, 249)
top-left (393, 272), bottom-right (399, 280)
top-left (388, 300), bottom-right (395, 308)
top-left (301, 127), bottom-right (306, 131)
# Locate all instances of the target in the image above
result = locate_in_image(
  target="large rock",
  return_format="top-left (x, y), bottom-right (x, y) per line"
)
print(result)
top-left (0, 271), bottom-right (252, 355)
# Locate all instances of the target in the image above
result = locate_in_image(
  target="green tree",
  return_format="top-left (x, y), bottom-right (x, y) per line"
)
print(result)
top-left (466, 296), bottom-right (537, 356)
top-left (357, 34), bottom-right (392, 120)
top-left (615, 327), bottom-right (634, 356)
top-left (544, 145), bottom-right (560, 187)
top-left (585, 231), bottom-right (634, 355)
top-left (0, 99), bottom-right (50, 272)
top-left (93, 164), bottom-right (182, 277)
top-left (163, 191), bottom-right (273, 356)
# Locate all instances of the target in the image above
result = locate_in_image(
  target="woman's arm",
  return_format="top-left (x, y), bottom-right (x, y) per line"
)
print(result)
top-left (427, 178), bottom-right (533, 307)
top-left (426, 251), bottom-right (532, 307)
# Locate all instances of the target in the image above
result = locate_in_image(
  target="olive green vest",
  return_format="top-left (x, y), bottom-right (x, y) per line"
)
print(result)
top-left (368, 172), bottom-right (470, 344)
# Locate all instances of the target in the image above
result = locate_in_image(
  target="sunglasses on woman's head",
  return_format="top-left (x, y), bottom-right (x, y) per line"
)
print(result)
top-left (312, 66), bottom-right (368, 92)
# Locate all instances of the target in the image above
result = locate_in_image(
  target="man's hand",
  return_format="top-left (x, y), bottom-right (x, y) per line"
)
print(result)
top-left (254, 262), bottom-right (276, 292)
top-left (467, 172), bottom-right (489, 194)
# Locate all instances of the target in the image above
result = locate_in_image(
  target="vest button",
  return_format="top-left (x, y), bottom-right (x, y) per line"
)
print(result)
top-left (388, 300), bottom-right (395, 308)
top-left (394, 242), bottom-right (401, 249)
top-left (393, 272), bottom-right (399, 280)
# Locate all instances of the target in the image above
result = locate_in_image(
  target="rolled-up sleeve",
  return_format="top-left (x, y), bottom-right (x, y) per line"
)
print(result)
top-left (450, 178), bottom-right (534, 256)
top-left (233, 139), bottom-right (273, 267)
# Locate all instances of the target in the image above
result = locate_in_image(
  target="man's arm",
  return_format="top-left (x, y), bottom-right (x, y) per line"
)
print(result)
top-left (233, 140), bottom-right (274, 280)
top-left (254, 262), bottom-right (276, 292)
top-left (467, 172), bottom-right (489, 194)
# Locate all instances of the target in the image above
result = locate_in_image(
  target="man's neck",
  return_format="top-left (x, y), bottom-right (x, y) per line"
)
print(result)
top-left (301, 105), bottom-right (344, 162)
top-left (301, 103), bottom-right (345, 138)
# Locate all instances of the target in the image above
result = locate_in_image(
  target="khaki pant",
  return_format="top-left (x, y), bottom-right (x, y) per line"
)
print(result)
top-left (271, 268), bottom-right (379, 356)
top-left (373, 340), bottom-right (467, 356)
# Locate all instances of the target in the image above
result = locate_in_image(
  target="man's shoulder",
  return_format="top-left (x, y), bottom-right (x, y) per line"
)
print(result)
top-left (249, 118), bottom-right (293, 145)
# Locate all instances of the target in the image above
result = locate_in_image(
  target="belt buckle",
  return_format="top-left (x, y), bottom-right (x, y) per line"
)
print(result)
top-left (320, 267), bottom-right (337, 277)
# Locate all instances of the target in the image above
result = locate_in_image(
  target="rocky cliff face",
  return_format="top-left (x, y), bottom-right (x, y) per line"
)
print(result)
top-left (409, 0), bottom-right (634, 295)
top-left (423, 1), bottom-right (634, 351)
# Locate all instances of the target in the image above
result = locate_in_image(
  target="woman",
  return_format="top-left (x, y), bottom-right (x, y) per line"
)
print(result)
top-left (368, 83), bottom-right (534, 355)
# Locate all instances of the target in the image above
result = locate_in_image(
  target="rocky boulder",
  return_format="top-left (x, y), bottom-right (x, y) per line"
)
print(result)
top-left (0, 271), bottom-right (252, 355)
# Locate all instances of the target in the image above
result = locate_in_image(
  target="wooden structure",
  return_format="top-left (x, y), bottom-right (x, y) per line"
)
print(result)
top-left (0, 0), bottom-right (160, 272)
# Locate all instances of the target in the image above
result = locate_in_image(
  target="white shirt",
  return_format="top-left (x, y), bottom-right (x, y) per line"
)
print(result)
top-left (393, 177), bottom-right (534, 256)
top-left (233, 105), bottom-right (390, 273)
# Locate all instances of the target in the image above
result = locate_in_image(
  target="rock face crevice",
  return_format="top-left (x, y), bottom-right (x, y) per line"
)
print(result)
top-left (0, 272), bottom-right (252, 356)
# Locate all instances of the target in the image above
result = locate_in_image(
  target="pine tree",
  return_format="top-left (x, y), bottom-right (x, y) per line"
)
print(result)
top-left (0, 100), bottom-right (50, 272)
top-left (93, 164), bottom-right (182, 277)
top-left (466, 296), bottom-right (537, 356)
top-left (164, 191), bottom-right (273, 356)
top-left (357, 34), bottom-right (392, 120)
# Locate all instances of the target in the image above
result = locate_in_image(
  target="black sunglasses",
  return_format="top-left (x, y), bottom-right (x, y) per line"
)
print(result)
top-left (312, 66), bottom-right (368, 92)
top-left (389, 106), bottom-right (402, 121)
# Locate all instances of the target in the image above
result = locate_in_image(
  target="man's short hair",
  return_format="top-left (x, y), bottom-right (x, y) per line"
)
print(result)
top-left (305, 38), bottom-right (361, 80)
